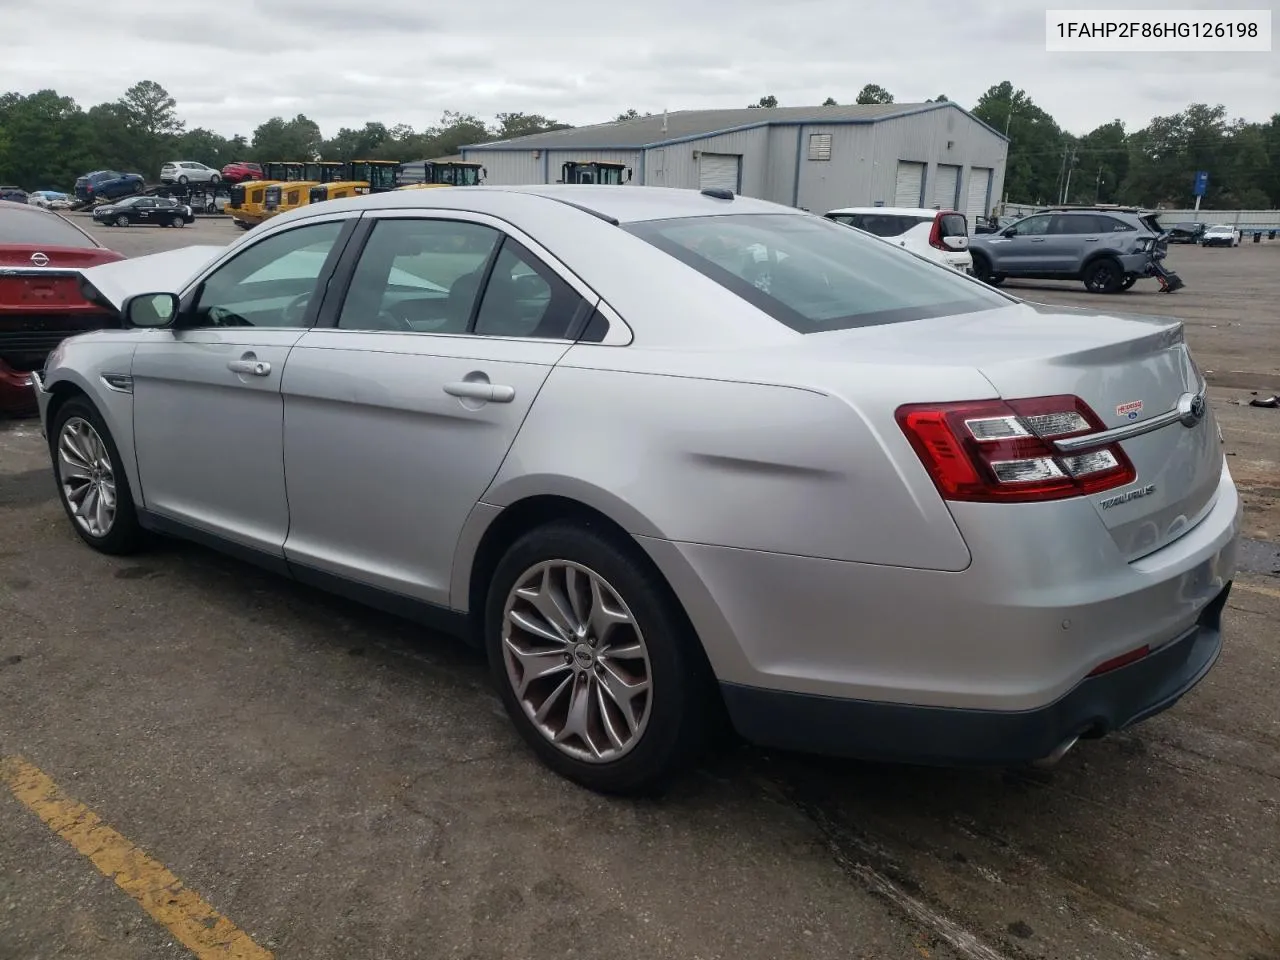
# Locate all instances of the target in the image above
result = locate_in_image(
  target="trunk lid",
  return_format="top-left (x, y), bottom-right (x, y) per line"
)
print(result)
top-left (812, 301), bottom-right (1223, 561)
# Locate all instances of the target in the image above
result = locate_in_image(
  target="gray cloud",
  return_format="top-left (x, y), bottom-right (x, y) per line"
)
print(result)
top-left (0, 0), bottom-right (1273, 138)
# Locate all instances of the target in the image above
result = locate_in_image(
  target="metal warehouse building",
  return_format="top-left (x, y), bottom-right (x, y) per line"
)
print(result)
top-left (462, 102), bottom-right (1009, 221)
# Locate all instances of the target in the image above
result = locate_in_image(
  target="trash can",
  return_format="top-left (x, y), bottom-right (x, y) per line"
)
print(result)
top-left (1254, 232), bottom-right (1262, 243)
top-left (1270, 230), bottom-right (1277, 240)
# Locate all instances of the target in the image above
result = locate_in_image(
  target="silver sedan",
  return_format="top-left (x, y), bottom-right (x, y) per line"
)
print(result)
top-left (35, 185), bottom-right (1240, 794)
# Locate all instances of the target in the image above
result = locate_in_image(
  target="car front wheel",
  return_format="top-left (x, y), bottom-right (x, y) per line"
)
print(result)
top-left (50, 397), bottom-right (145, 555)
top-left (486, 521), bottom-right (712, 795)
top-left (114, 215), bottom-right (129, 227)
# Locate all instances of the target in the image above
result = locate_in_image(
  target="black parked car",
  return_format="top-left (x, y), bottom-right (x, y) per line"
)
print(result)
top-left (92, 195), bottom-right (195, 228)
top-left (1166, 221), bottom-right (1206, 244)
top-left (0, 186), bottom-right (28, 204)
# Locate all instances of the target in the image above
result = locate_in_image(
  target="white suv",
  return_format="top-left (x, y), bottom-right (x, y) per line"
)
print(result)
top-left (824, 206), bottom-right (972, 273)
top-left (160, 161), bottom-right (220, 185)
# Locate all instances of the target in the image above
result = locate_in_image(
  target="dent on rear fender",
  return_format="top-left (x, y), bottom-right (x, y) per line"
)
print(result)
top-left (485, 364), bottom-right (973, 571)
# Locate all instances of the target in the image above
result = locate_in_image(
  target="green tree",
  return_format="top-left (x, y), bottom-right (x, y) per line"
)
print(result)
top-left (0, 90), bottom-right (93, 189)
top-left (748, 95), bottom-right (778, 109)
top-left (855, 84), bottom-right (893, 104)
top-left (614, 108), bottom-right (652, 121)
top-left (822, 97), bottom-right (838, 106)
top-left (251, 114), bottom-right (323, 162)
top-left (972, 81), bottom-right (1065, 204)
top-left (492, 112), bottom-right (571, 140)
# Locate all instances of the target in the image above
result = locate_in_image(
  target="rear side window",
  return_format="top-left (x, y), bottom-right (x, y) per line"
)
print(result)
top-left (829, 213), bottom-right (927, 238)
top-left (0, 209), bottom-right (99, 248)
top-left (626, 213), bottom-right (1009, 334)
top-left (937, 213), bottom-right (966, 237)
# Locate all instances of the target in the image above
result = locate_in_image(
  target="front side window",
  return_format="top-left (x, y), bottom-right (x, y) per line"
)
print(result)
top-left (190, 220), bottom-right (346, 328)
top-left (1009, 214), bottom-right (1051, 236)
top-left (338, 218), bottom-right (501, 333)
top-left (626, 213), bottom-right (1009, 334)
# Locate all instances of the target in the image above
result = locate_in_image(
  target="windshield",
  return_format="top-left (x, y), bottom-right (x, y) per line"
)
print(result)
top-left (625, 213), bottom-right (1009, 333)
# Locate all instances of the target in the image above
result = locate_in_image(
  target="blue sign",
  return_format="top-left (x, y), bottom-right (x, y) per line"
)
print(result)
top-left (1193, 171), bottom-right (1209, 197)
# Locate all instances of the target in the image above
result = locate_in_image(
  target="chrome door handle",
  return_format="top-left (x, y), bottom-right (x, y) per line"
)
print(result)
top-left (444, 381), bottom-right (515, 403)
top-left (1084, 237), bottom-right (1099, 241)
top-left (228, 359), bottom-right (271, 376)
top-left (1029, 237), bottom-right (1045, 243)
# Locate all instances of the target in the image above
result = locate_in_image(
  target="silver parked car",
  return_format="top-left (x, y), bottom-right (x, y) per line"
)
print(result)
top-left (34, 186), bottom-right (1240, 794)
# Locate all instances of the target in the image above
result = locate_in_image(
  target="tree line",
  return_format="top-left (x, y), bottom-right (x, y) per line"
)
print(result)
top-left (2, 79), bottom-right (1277, 209)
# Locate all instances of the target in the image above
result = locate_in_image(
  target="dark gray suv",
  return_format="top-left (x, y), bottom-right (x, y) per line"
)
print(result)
top-left (968, 209), bottom-right (1166, 293)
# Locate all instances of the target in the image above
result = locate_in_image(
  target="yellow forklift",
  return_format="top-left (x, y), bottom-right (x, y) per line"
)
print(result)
top-left (559, 161), bottom-right (632, 184)
top-left (395, 159), bottom-right (485, 190)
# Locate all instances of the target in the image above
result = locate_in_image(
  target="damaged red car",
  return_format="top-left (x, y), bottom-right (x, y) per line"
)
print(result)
top-left (1, 203), bottom-right (124, 415)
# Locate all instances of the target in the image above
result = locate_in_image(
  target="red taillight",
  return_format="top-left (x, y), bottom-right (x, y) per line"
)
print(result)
top-left (896, 395), bottom-right (1136, 503)
top-left (928, 213), bottom-right (945, 250)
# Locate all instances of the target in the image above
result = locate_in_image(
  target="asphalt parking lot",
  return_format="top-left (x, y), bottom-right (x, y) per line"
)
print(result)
top-left (2, 219), bottom-right (1278, 960)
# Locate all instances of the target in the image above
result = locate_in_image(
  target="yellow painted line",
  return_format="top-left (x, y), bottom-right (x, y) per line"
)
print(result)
top-left (0, 755), bottom-right (273, 960)
top-left (1235, 580), bottom-right (1280, 601)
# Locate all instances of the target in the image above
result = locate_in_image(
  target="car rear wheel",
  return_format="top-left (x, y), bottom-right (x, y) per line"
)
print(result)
top-left (485, 521), bottom-right (712, 795)
top-left (114, 215), bottom-right (129, 227)
top-left (1083, 257), bottom-right (1124, 294)
top-left (971, 254), bottom-right (1003, 286)
top-left (50, 397), bottom-right (145, 555)
top-left (178, 175), bottom-right (188, 185)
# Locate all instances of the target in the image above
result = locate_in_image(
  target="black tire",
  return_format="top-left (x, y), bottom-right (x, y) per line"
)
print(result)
top-left (971, 253), bottom-right (997, 285)
top-left (209, 174), bottom-right (220, 184)
top-left (114, 214), bottom-right (129, 227)
top-left (178, 175), bottom-right (189, 185)
top-left (49, 396), bottom-right (146, 555)
top-left (485, 521), bottom-right (713, 795)
top-left (1082, 257), bottom-right (1124, 294)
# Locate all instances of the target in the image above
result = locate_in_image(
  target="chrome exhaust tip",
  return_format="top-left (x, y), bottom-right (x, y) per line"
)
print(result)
top-left (1030, 735), bottom-right (1080, 770)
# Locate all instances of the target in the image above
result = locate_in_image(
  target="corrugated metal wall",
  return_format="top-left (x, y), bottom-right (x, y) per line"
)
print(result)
top-left (864, 110), bottom-right (1007, 216)
top-left (764, 128), bottom-right (799, 204)
top-left (794, 124), bottom-right (878, 212)
top-left (644, 128), bottom-right (770, 193)
top-left (462, 148), bottom-right (543, 184)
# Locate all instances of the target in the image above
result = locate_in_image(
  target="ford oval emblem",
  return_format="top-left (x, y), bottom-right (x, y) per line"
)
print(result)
top-left (1177, 392), bottom-right (1207, 427)
top-left (30, 251), bottom-right (49, 267)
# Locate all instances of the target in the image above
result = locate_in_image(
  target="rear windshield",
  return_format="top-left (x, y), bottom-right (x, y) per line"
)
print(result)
top-left (0, 208), bottom-right (99, 247)
top-left (625, 213), bottom-right (1009, 333)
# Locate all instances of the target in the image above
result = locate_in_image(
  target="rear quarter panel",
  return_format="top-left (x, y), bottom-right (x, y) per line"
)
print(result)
top-left (477, 347), bottom-right (977, 572)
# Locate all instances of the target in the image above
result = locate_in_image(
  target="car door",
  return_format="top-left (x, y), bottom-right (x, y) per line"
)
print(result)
top-left (131, 198), bottom-right (158, 225)
top-left (130, 214), bottom-right (358, 555)
top-left (992, 213), bottom-right (1053, 274)
top-left (279, 211), bottom-right (595, 606)
top-left (1042, 214), bottom-right (1094, 273)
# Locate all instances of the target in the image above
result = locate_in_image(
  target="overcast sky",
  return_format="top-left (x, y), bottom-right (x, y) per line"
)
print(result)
top-left (1, 0), bottom-right (1275, 137)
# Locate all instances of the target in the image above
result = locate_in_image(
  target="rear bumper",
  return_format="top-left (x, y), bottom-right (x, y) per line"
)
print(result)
top-left (721, 582), bottom-right (1229, 765)
top-left (1116, 251), bottom-right (1154, 274)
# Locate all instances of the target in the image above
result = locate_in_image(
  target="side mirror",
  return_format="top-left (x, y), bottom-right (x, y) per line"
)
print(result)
top-left (123, 292), bottom-right (180, 328)
top-left (1001, 227), bottom-right (1017, 238)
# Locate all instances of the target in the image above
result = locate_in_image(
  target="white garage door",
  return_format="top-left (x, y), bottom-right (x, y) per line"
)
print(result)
top-left (933, 164), bottom-right (961, 209)
top-left (699, 154), bottom-right (740, 192)
top-left (966, 167), bottom-right (993, 223)
top-left (894, 161), bottom-right (925, 207)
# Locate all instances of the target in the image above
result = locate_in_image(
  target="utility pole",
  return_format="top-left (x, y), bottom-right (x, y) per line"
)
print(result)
top-left (1095, 165), bottom-right (1103, 203)
top-left (1061, 147), bottom-right (1077, 204)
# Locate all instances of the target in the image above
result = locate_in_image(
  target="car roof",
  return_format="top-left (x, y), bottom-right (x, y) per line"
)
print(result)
top-left (826, 206), bottom-right (950, 217)
top-left (267, 184), bottom-right (800, 226)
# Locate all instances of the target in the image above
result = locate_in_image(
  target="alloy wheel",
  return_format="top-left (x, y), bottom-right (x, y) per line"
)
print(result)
top-left (57, 417), bottom-right (117, 538)
top-left (501, 559), bottom-right (653, 763)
